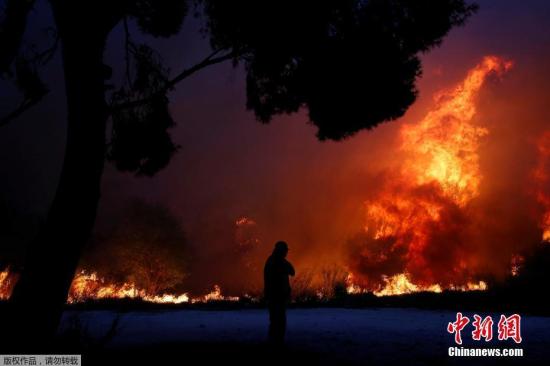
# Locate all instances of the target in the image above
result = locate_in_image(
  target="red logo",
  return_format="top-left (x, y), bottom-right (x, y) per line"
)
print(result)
top-left (447, 313), bottom-right (522, 344)
top-left (472, 314), bottom-right (494, 341)
top-left (447, 312), bottom-right (470, 344)
top-left (498, 314), bottom-right (522, 344)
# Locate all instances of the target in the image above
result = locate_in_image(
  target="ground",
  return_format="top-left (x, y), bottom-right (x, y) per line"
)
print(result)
top-left (59, 308), bottom-right (550, 365)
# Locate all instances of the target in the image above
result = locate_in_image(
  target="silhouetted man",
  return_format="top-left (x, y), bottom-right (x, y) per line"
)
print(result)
top-left (264, 241), bottom-right (295, 345)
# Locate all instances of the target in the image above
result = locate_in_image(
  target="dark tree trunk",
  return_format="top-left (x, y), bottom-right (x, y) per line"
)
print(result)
top-left (2, 2), bottom-right (112, 351)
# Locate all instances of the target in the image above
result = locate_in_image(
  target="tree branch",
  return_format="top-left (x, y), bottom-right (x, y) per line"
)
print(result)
top-left (0, 29), bottom-right (58, 128)
top-left (110, 48), bottom-right (238, 113)
top-left (0, 94), bottom-right (47, 128)
top-left (123, 17), bottom-right (133, 86)
top-left (28, 29), bottom-right (59, 66)
top-left (0, 0), bottom-right (36, 74)
top-left (1, 48), bottom-right (238, 126)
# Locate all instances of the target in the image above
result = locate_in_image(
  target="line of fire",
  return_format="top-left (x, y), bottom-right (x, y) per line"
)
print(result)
top-left (2, 1), bottom-right (550, 364)
top-left (2, 56), bottom-right (549, 307)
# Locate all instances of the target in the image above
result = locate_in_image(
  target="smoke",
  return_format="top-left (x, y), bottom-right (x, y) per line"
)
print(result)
top-left (342, 56), bottom-right (550, 292)
top-left (68, 16), bottom-right (550, 297)
top-left (86, 52), bottom-right (550, 297)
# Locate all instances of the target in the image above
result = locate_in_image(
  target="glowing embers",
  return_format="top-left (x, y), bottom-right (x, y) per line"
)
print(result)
top-left (190, 284), bottom-right (239, 303)
top-left (67, 270), bottom-right (190, 304)
top-left (371, 273), bottom-right (487, 297)
top-left (65, 270), bottom-right (238, 304)
top-left (0, 268), bottom-right (18, 300)
top-left (532, 132), bottom-right (550, 242)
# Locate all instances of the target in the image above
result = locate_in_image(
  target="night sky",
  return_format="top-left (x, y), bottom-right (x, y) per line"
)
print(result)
top-left (2, 0), bottom-right (550, 291)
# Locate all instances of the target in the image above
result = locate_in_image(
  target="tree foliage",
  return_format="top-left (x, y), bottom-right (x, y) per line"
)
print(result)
top-left (2, 0), bottom-right (478, 164)
top-left (108, 44), bottom-right (178, 176)
top-left (201, 0), bottom-right (478, 140)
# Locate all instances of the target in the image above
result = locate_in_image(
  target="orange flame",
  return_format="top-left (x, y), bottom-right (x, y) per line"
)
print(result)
top-left (0, 268), bottom-right (18, 300)
top-left (371, 274), bottom-right (487, 297)
top-left (67, 271), bottom-right (241, 304)
top-left (67, 270), bottom-right (190, 304)
top-left (350, 56), bottom-right (513, 295)
top-left (190, 284), bottom-right (239, 303)
top-left (0, 268), bottom-right (241, 304)
top-left (532, 131), bottom-right (550, 242)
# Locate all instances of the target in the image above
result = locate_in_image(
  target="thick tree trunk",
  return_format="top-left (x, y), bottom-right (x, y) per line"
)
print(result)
top-left (1, 5), bottom-right (110, 351)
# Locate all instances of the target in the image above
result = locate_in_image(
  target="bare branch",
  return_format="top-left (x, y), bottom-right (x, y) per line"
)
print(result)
top-left (123, 17), bottom-right (133, 86)
top-left (169, 48), bottom-right (234, 85)
top-left (0, 0), bottom-right (36, 74)
top-left (0, 93), bottom-right (47, 128)
top-left (1, 47), bottom-right (237, 126)
top-left (110, 48), bottom-right (238, 112)
top-left (0, 31), bottom-right (57, 128)
top-left (28, 30), bottom-right (59, 66)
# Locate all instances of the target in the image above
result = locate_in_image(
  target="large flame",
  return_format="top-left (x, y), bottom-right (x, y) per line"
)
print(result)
top-left (349, 56), bottom-right (513, 295)
top-left (532, 131), bottom-right (550, 242)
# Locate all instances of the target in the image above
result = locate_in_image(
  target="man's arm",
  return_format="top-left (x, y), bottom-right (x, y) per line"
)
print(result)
top-left (286, 261), bottom-right (295, 276)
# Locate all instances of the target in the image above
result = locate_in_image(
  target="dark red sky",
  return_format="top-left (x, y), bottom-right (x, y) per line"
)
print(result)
top-left (2, 0), bottom-right (550, 290)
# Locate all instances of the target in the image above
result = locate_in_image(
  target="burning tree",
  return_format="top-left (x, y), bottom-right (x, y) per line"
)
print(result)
top-left (83, 200), bottom-right (188, 296)
top-left (0, 0), bottom-right (478, 345)
top-left (347, 56), bottom-right (513, 294)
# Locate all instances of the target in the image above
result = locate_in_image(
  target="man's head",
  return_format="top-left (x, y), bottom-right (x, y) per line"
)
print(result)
top-left (273, 241), bottom-right (289, 258)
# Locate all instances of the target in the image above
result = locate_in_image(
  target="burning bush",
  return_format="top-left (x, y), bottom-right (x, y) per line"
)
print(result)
top-left (291, 268), bottom-right (317, 302)
top-left (319, 266), bottom-right (348, 299)
top-left (290, 265), bottom-right (349, 302)
top-left (82, 199), bottom-right (189, 296)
